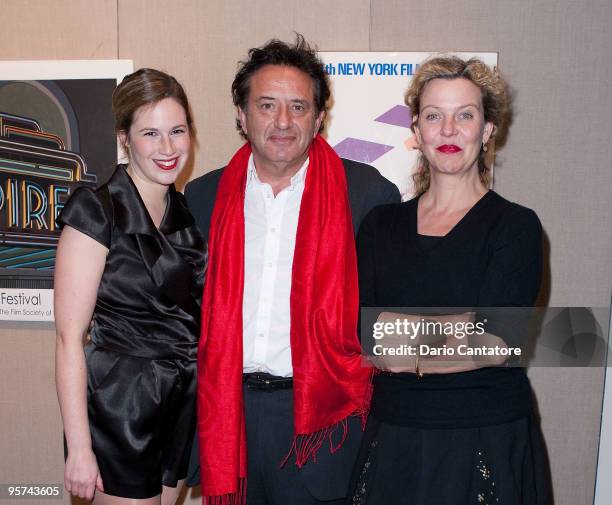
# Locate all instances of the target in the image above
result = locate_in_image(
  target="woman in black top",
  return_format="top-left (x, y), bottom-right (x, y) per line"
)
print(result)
top-left (348, 56), bottom-right (551, 504)
top-left (54, 69), bottom-right (205, 504)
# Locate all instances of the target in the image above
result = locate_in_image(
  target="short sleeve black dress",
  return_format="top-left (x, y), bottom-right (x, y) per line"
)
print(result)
top-left (349, 191), bottom-right (551, 505)
top-left (57, 165), bottom-right (206, 499)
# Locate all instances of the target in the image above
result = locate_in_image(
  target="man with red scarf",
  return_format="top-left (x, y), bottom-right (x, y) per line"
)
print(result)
top-left (185, 35), bottom-right (400, 505)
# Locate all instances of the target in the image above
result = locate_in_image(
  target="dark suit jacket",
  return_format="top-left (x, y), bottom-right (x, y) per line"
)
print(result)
top-left (184, 158), bottom-right (400, 499)
top-left (185, 158), bottom-right (400, 240)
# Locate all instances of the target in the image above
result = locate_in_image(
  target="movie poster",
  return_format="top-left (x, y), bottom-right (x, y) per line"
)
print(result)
top-left (0, 60), bottom-right (132, 321)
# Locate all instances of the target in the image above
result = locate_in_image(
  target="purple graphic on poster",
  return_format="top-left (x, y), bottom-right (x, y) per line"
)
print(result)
top-left (333, 137), bottom-right (394, 164)
top-left (374, 105), bottom-right (412, 129)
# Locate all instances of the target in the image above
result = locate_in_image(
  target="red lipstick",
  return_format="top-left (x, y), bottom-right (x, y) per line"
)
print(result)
top-left (154, 158), bottom-right (179, 170)
top-left (436, 144), bottom-right (462, 153)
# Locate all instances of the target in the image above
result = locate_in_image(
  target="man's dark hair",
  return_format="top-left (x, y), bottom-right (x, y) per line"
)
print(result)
top-left (232, 33), bottom-right (330, 136)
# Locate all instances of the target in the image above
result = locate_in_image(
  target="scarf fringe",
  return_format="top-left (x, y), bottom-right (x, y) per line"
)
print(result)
top-left (206, 478), bottom-right (246, 505)
top-left (281, 405), bottom-right (371, 469)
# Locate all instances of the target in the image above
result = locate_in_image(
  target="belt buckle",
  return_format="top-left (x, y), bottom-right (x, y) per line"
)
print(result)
top-left (244, 372), bottom-right (291, 392)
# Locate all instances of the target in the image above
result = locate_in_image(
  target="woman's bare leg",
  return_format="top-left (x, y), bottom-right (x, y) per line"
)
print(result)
top-left (161, 480), bottom-right (185, 505)
top-left (92, 491), bottom-right (160, 505)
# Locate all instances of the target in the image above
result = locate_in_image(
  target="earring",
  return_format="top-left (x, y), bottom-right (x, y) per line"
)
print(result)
top-left (482, 142), bottom-right (488, 152)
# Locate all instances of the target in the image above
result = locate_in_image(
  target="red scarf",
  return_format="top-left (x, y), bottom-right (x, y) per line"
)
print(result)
top-left (197, 135), bottom-right (371, 504)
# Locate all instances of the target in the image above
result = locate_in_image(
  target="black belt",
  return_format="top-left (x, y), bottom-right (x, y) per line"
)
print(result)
top-left (243, 372), bottom-right (293, 392)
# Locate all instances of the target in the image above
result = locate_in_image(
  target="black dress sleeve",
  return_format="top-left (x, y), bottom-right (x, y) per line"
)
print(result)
top-left (57, 186), bottom-right (112, 248)
top-left (476, 205), bottom-right (543, 347)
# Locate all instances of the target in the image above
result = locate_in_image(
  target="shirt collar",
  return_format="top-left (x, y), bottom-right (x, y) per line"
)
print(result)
top-left (246, 154), bottom-right (309, 191)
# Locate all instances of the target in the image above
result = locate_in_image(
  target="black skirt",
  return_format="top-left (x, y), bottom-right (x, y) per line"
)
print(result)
top-left (347, 413), bottom-right (552, 505)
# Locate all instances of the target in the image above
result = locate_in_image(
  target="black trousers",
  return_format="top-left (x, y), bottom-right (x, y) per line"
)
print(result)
top-left (187, 384), bottom-right (362, 505)
top-left (244, 384), bottom-right (358, 505)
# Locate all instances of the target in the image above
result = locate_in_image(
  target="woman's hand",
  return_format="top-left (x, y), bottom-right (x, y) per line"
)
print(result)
top-left (64, 448), bottom-right (104, 500)
top-left (368, 311), bottom-right (482, 373)
top-left (368, 311), bottom-right (423, 372)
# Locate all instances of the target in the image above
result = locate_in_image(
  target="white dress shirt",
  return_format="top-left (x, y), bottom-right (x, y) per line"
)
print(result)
top-left (242, 154), bottom-right (308, 377)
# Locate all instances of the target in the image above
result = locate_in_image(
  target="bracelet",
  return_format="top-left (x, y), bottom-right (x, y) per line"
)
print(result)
top-left (415, 345), bottom-right (424, 379)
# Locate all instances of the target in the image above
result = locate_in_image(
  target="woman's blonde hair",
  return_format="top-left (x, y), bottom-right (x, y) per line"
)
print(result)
top-left (405, 55), bottom-right (509, 195)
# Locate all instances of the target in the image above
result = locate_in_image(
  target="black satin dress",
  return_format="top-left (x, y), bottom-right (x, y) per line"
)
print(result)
top-left (58, 165), bottom-right (206, 499)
